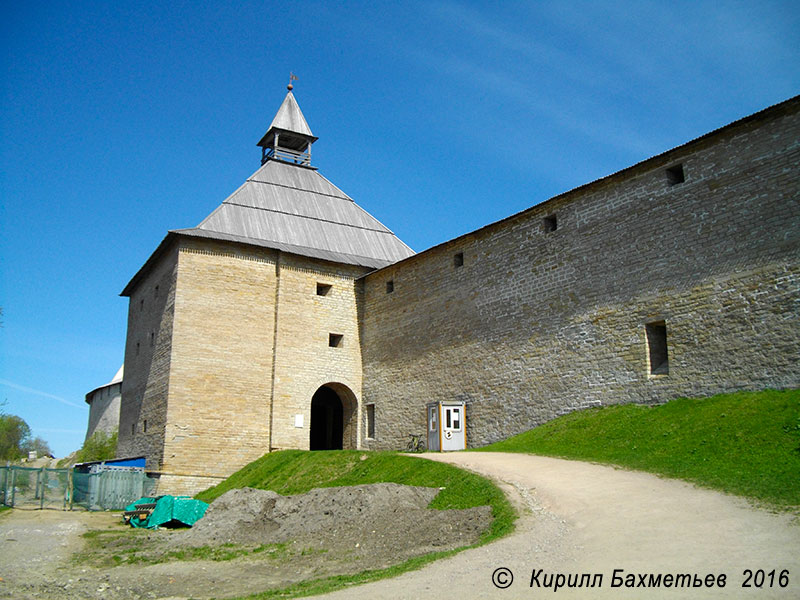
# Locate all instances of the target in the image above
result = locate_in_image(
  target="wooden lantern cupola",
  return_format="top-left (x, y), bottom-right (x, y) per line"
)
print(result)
top-left (257, 81), bottom-right (318, 168)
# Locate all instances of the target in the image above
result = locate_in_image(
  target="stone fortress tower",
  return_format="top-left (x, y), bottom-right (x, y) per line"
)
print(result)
top-left (84, 365), bottom-right (123, 441)
top-left (118, 88), bottom-right (800, 494)
top-left (117, 86), bottom-right (413, 493)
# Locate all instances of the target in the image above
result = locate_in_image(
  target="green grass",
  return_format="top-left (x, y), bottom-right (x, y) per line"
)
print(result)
top-left (482, 389), bottom-right (800, 509)
top-left (75, 528), bottom-right (292, 567)
top-left (195, 450), bottom-right (516, 599)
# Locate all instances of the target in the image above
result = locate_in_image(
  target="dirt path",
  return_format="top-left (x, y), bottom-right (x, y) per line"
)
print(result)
top-left (307, 453), bottom-right (800, 599)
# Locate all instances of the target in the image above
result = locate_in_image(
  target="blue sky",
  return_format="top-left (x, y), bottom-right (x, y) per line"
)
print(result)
top-left (1, 1), bottom-right (798, 457)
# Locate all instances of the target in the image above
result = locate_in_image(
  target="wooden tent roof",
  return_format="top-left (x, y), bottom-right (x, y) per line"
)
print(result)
top-left (176, 159), bottom-right (414, 269)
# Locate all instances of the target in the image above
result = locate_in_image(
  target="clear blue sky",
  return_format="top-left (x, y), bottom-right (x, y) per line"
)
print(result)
top-left (1, 1), bottom-right (798, 457)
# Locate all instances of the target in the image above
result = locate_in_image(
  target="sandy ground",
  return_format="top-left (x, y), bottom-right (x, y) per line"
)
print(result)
top-left (0, 509), bottom-right (119, 599)
top-left (2, 453), bottom-right (798, 599)
top-left (307, 453), bottom-right (800, 599)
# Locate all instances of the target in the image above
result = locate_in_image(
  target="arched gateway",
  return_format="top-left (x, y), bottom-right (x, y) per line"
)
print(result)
top-left (309, 383), bottom-right (358, 450)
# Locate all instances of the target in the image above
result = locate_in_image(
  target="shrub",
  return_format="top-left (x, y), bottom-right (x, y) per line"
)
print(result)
top-left (73, 430), bottom-right (118, 464)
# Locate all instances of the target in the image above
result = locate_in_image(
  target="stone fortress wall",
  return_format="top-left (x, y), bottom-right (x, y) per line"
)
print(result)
top-left (360, 98), bottom-right (800, 450)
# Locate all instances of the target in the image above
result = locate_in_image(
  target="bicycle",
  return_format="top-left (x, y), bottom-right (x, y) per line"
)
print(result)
top-left (406, 433), bottom-right (426, 453)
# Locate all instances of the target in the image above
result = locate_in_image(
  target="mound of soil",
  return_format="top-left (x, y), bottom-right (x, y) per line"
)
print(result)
top-left (0, 484), bottom-right (492, 600)
top-left (181, 483), bottom-right (492, 562)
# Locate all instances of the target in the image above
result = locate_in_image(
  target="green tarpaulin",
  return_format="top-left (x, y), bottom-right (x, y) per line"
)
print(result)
top-left (125, 495), bottom-right (208, 529)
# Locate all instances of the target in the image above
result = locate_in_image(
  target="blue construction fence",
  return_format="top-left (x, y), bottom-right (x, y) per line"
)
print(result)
top-left (0, 461), bottom-right (158, 511)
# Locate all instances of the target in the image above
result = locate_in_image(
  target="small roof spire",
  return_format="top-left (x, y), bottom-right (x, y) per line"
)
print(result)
top-left (257, 81), bottom-right (318, 167)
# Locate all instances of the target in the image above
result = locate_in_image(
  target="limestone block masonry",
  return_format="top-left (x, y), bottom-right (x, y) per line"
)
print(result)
top-left (268, 253), bottom-right (367, 453)
top-left (361, 98), bottom-right (800, 450)
top-left (119, 236), bottom-right (367, 495)
top-left (163, 238), bottom-right (278, 493)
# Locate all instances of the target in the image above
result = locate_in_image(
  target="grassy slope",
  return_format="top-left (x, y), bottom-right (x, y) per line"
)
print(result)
top-left (482, 389), bottom-right (800, 508)
top-left (196, 450), bottom-right (515, 599)
top-left (197, 450), bottom-right (513, 541)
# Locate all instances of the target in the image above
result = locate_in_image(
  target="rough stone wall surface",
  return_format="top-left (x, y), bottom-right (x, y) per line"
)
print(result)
top-left (269, 254), bottom-right (367, 451)
top-left (85, 382), bottom-right (121, 440)
top-left (120, 236), bottom-right (368, 493)
top-left (162, 238), bottom-right (278, 480)
top-left (118, 245), bottom-right (179, 467)
top-left (361, 102), bottom-right (800, 450)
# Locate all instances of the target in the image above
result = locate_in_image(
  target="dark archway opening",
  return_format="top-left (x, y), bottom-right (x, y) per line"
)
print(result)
top-left (310, 386), bottom-right (344, 450)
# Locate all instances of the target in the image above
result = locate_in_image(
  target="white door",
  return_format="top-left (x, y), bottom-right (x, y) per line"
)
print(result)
top-left (441, 405), bottom-right (464, 451)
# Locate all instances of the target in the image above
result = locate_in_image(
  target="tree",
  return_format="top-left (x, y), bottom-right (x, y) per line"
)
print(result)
top-left (0, 413), bottom-right (32, 460)
top-left (23, 436), bottom-right (53, 458)
top-left (0, 403), bottom-right (53, 460)
top-left (74, 430), bottom-right (118, 464)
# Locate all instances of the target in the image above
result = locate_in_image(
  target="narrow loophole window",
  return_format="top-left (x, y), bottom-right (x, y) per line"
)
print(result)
top-left (366, 404), bottom-right (375, 439)
top-left (329, 333), bottom-right (344, 348)
top-left (645, 321), bottom-right (669, 374)
top-left (543, 215), bottom-right (557, 232)
top-left (454, 252), bottom-right (464, 267)
top-left (386, 280), bottom-right (394, 294)
top-left (316, 283), bottom-right (332, 296)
